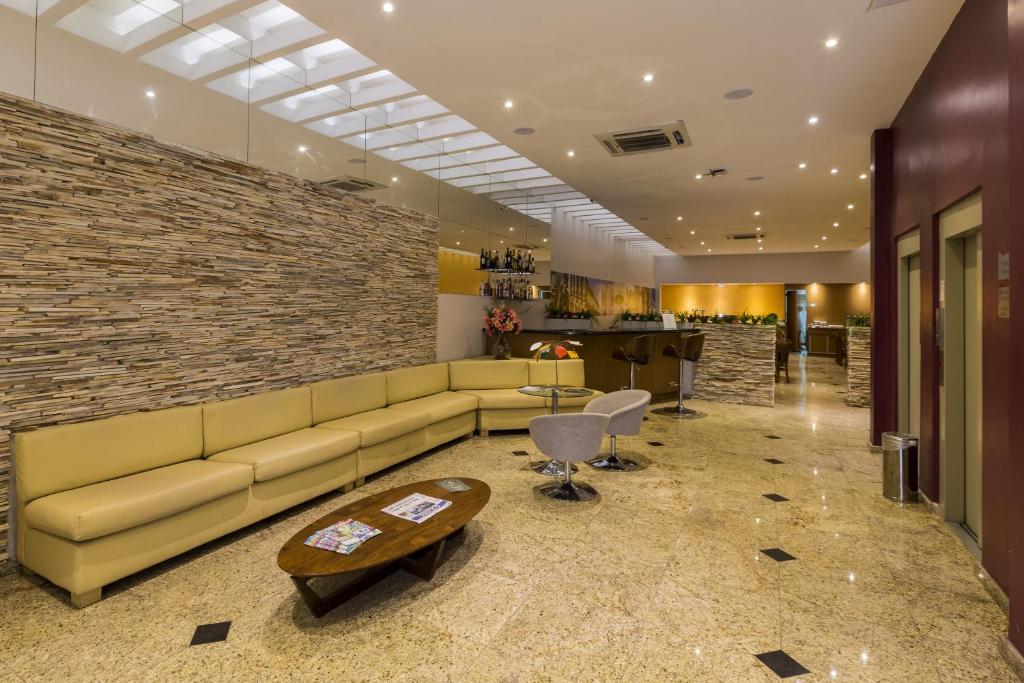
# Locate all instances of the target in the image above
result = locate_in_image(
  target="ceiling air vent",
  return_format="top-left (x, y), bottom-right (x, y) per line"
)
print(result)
top-left (595, 120), bottom-right (692, 157)
top-left (868, 0), bottom-right (911, 9)
top-left (727, 233), bottom-right (765, 241)
top-left (318, 176), bottom-right (388, 193)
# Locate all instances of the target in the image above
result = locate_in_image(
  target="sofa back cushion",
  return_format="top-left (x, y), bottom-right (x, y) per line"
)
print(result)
top-left (203, 386), bottom-right (311, 456)
top-left (13, 405), bottom-right (203, 504)
top-left (527, 359), bottom-right (586, 388)
top-left (449, 359), bottom-right (529, 390)
top-left (311, 373), bottom-right (387, 423)
top-left (386, 363), bottom-right (450, 404)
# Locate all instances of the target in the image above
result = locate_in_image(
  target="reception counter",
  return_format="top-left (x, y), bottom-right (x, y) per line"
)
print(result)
top-left (508, 325), bottom-right (777, 407)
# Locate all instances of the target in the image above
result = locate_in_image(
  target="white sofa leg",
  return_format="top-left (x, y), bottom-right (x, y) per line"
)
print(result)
top-left (71, 587), bottom-right (102, 608)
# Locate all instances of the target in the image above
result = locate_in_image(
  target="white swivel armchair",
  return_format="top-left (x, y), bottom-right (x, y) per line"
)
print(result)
top-left (529, 413), bottom-right (609, 501)
top-left (583, 390), bottom-right (652, 471)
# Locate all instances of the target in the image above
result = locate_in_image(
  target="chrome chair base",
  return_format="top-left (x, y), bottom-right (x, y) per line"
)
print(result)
top-left (531, 459), bottom-right (579, 476)
top-left (652, 404), bottom-right (703, 419)
top-left (539, 480), bottom-right (598, 502)
top-left (587, 453), bottom-right (639, 471)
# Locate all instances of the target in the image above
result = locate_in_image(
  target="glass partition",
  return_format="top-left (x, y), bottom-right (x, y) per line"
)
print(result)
top-left (10, 0), bottom-right (558, 279)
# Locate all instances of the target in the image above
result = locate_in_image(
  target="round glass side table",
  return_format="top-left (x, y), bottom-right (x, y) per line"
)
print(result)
top-left (517, 385), bottom-right (595, 476)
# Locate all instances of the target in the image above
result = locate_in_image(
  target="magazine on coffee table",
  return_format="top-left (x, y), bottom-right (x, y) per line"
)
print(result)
top-left (382, 493), bottom-right (452, 523)
top-left (436, 478), bottom-right (471, 492)
top-left (304, 518), bottom-right (381, 555)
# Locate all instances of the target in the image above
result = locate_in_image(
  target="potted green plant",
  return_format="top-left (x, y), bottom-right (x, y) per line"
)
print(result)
top-left (544, 304), bottom-right (595, 331)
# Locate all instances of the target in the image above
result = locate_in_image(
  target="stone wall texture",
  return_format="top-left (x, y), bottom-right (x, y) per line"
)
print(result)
top-left (846, 327), bottom-right (871, 408)
top-left (0, 93), bottom-right (439, 564)
top-left (695, 324), bottom-right (776, 407)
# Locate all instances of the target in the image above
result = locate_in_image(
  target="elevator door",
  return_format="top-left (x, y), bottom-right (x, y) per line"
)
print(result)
top-left (963, 233), bottom-right (982, 540)
top-left (907, 255), bottom-right (922, 438)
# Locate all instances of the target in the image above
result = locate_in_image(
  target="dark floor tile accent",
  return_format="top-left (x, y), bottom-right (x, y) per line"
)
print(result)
top-left (765, 434), bottom-right (783, 440)
top-left (511, 450), bottom-right (529, 456)
top-left (763, 458), bottom-right (785, 464)
top-left (755, 650), bottom-right (810, 678)
top-left (762, 493), bottom-right (789, 502)
top-left (190, 622), bottom-right (231, 646)
top-left (760, 548), bottom-right (797, 562)
top-left (647, 441), bottom-right (664, 447)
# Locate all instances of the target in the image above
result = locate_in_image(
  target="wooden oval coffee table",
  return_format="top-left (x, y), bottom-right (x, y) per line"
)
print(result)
top-left (278, 478), bottom-right (490, 617)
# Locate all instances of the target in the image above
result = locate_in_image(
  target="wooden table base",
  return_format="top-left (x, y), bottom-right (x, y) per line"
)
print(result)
top-left (290, 526), bottom-right (464, 618)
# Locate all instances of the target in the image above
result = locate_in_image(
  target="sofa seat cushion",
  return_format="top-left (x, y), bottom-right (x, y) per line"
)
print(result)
top-left (388, 392), bottom-right (478, 424)
top-left (457, 389), bottom-right (546, 410)
top-left (316, 408), bottom-right (429, 447)
top-left (24, 460), bottom-right (253, 542)
top-left (546, 389), bottom-right (605, 408)
top-left (208, 428), bottom-right (359, 482)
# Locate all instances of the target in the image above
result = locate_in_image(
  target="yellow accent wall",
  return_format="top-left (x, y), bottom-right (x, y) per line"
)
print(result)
top-left (438, 249), bottom-right (487, 295)
top-left (660, 283), bottom-right (786, 316)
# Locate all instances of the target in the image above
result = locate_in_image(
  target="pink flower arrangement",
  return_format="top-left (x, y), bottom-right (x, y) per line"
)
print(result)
top-left (483, 305), bottom-right (523, 336)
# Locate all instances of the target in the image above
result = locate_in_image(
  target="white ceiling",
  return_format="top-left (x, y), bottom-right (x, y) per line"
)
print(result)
top-left (287, 0), bottom-right (964, 255)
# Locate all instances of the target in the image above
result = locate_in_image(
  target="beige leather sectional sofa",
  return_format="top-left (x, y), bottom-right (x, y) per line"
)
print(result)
top-left (13, 358), bottom-right (599, 607)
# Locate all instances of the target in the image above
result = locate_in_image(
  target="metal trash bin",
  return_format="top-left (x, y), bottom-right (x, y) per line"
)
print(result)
top-left (882, 432), bottom-right (918, 502)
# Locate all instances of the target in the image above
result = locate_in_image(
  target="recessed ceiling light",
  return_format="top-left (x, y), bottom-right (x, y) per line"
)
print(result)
top-left (847, 203), bottom-right (855, 210)
top-left (798, 162), bottom-right (807, 169)
top-left (543, 238), bottom-right (548, 242)
top-left (753, 210), bottom-right (761, 217)
top-left (513, 127), bottom-right (535, 135)
top-left (676, 216), bottom-right (683, 221)
top-left (822, 236), bottom-right (828, 241)
top-left (382, 1), bottom-right (394, 12)
top-left (508, 226), bottom-right (514, 231)
top-left (500, 240), bottom-right (504, 244)
top-left (695, 174), bottom-right (703, 180)
top-left (830, 168), bottom-right (839, 175)
top-left (707, 248), bottom-right (712, 253)
top-left (145, 89), bottom-right (156, 98)
top-left (758, 246), bottom-right (764, 251)
top-left (825, 37), bottom-right (839, 49)
top-left (567, 150), bottom-right (575, 158)
top-left (391, 176), bottom-right (398, 182)
top-left (297, 145), bottom-right (308, 153)
top-left (689, 230), bottom-right (695, 235)
top-left (455, 241), bottom-right (460, 246)
top-left (859, 173), bottom-right (868, 180)
top-left (643, 73), bottom-right (654, 83)
top-left (503, 99), bottom-right (514, 109)
top-left (756, 226), bottom-right (762, 231)
top-left (833, 222), bottom-right (840, 227)
top-left (808, 115), bottom-right (820, 125)
top-left (757, 238), bottom-right (763, 243)
top-left (700, 241), bottom-right (705, 246)
top-left (724, 88), bottom-right (754, 100)
top-left (815, 244), bottom-right (820, 248)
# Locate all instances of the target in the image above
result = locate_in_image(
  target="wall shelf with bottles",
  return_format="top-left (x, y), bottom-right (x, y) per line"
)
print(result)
top-left (477, 248), bottom-right (536, 275)
top-left (480, 276), bottom-right (535, 300)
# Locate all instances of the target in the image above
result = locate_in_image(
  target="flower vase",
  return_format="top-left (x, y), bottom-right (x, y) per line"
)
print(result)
top-left (492, 333), bottom-right (512, 360)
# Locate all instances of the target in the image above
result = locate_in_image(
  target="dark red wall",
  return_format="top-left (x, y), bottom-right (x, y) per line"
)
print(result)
top-left (871, 0), bottom-right (1022, 651)
top-left (1007, 0), bottom-right (1024, 654)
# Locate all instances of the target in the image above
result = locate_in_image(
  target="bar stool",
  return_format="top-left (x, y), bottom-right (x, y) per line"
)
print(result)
top-left (612, 335), bottom-right (655, 390)
top-left (653, 332), bottom-right (706, 418)
top-left (529, 413), bottom-right (609, 501)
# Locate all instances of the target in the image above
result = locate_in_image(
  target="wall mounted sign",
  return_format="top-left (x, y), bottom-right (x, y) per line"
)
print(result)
top-left (998, 286), bottom-right (1010, 319)
top-left (998, 252), bottom-right (1010, 281)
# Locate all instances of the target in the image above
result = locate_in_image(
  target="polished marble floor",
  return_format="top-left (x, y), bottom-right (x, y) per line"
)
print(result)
top-left (0, 357), bottom-right (1017, 682)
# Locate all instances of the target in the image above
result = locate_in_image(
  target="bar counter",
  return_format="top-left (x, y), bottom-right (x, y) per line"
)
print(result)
top-left (508, 329), bottom-right (687, 396)
top-left (507, 325), bottom-right (777, 406)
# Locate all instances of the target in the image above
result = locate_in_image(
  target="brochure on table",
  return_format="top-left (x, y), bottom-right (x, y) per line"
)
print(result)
top-left (382, 493), bottom-right (452, 523)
